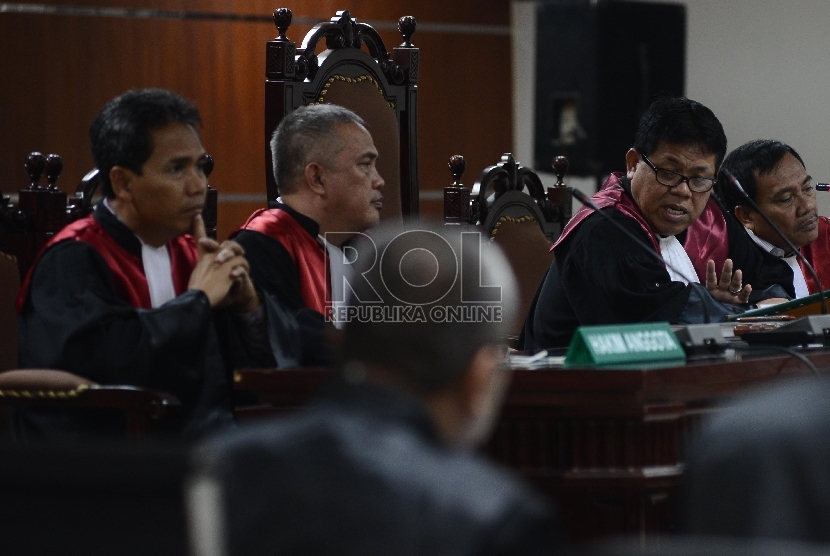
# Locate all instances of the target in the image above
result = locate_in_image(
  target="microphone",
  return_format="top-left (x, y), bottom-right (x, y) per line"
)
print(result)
top-left (721, 168), bottom-right (826, 314)
top-left (816, 183), bottom-right (829, 192)
top-left (571, 188), bottom-right (714, 328)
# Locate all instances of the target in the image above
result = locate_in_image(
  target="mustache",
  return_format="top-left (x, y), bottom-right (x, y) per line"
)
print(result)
top-left (795, 212), bottom-right (818, 230)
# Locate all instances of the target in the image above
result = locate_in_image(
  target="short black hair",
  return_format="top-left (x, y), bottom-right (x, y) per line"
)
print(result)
top-left (340, 223), bottom-right (518, 393)
top-left (716, 139), bottom-right (806, 215)
top-left (89, 88), bottom-right (202, 198)
top-left (633, 97), bottom-right (727, 169)
top-left (270, 104), bottom-right (365, 195)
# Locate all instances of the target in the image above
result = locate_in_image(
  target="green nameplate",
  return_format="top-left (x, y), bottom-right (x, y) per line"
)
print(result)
top-left (565, 322), bottom-right (686, 366)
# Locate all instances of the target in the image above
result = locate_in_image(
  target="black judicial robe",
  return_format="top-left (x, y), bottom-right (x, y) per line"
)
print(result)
top-left (522, 177), bottom-right (792, 350)
top-left (14, 203), bottom-right (259, 440)
top-left (232, 203), bottom-right (332, 367)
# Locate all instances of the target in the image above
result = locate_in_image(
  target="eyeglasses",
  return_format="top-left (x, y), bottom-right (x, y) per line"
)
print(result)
top-left (640, 153), bottom-right (716, 193)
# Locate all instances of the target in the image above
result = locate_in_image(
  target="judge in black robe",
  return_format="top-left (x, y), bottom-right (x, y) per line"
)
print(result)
top-left (522, 175), bottom-right (793, 350)
top-left (14, 88), bottom-right (275, 440)
top-left (15, 203), bottom-right (271, 440)
top-left (231, 104), bottom-right (387, 367)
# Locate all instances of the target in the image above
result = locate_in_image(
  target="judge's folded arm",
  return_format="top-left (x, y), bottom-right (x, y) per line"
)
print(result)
top-left (18, 241), bottom-right (214, 389)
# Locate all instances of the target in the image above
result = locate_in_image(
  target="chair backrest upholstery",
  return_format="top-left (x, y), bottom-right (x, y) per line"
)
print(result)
top-left (444, 154), bottom-right (573, 339)
top-left (264, 8), bottom-right (419, 221)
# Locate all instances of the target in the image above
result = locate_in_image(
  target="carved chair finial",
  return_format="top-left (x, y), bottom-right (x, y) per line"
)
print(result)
top-left (545, 155), bottom-right (572, 226)
top-left (398, 16), bottom-right (416, 47)
top-left (45, 154), bottom-right (63, 191)
top-left (553, 156), bottom-right (569, 187)
top-left (448, 155), bottom-right (466, 186)
top-left (25, 152), bottom-right (46, 190)
top-left (444, 155), bottom-right (471, 224)
top-left (273, 7), bottom-right (292, 40)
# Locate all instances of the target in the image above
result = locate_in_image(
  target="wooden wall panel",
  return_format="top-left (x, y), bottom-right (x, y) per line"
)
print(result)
top-left (0, 1), bottom-right (511, 237)
top-left (415, 31), bottom-right (513, 217)
top-left (31, 0), bottom-right (507, 25)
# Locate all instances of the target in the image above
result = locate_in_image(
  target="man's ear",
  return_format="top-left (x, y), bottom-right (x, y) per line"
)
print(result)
top-left (304, 162), bottom-right (327, 196)
top-left (458, 345), bottom-right (503, 421)
top-left (109, 166), bottom-right (133, 201)
top-left (452, 345), bottom-right (510, 449)
top-left (734, 205), bottom-right (756, 231)
top-left (625, 148), bottom-right (640, 180)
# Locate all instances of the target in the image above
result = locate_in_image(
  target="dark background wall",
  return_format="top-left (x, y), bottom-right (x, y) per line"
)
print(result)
top-left (0, 0), bottom-right (512, 238)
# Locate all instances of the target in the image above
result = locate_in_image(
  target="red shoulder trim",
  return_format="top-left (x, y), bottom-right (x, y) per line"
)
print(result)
top-left (552, 173), bottom-right (659, 254)
top-left (238, 208), bottom-right (327, 314)
top-left (800, 216), bottom-right (830, 294)
top-left (683, 198), bottom-right (729, 282)
top-left (17, 216), bottom-right (198, 312)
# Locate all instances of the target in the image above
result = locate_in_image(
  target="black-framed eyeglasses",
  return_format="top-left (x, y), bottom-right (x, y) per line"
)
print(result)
top-left (640, 153), bottom-right (716, 193)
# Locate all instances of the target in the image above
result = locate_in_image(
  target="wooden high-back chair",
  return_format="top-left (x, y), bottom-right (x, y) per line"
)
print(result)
top-left (444, 154), bottom-right (573, 340)
top-left (264, 8), bottom-right (419, 221)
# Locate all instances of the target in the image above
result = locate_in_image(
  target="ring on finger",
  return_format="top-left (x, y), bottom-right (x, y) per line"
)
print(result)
top-left (729, 287), bottom-right (742, 295)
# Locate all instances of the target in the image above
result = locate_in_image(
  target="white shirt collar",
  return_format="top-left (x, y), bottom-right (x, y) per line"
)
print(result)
top-left (657, 235), bottom-right (700, 285)
top-left (745, 227), bottom-right (790, 258)
top-left (745, 227), bottom-right (809, 298)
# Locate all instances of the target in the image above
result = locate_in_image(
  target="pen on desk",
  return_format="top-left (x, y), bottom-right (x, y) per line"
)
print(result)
top-left (816, 183), bottom-right (829, 192)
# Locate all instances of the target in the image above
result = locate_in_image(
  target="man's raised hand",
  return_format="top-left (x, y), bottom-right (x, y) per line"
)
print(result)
top-left (188, 213), bottom-right (258, 309)
top-left (706, 259), bottom-right (751, 304)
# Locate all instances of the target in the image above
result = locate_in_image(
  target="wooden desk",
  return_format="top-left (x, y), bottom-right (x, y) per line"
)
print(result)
top-left (233, 349), bottom-right (830, 541)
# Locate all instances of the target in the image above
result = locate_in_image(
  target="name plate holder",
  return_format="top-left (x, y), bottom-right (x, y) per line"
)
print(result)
top-left (565, 322), bottom-right (686, 367)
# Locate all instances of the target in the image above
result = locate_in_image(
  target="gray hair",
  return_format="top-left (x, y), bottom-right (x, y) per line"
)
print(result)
top-left (270, 104), bottom-right (365, 195)
top-left (340, 222), bottom-right (518, 393)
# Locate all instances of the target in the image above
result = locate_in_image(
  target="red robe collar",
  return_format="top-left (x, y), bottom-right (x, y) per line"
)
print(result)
top-left (799, 216), bottom-right (830, 294)
top-left (239, 208), bottom-right (328, 315)
top-left (17, 213), bottom-right (197, 312)
top-left (553, 172), bottom-right (729, 282)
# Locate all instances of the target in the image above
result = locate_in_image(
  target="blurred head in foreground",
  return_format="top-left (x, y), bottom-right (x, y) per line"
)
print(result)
top-left (336, 221), bottom-right (519, 448)
top-left (187, 224), bottom-right (564, 556)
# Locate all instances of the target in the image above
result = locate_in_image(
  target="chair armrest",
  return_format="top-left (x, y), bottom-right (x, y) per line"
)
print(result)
top-left (0, 369), bottom-right (180, 420)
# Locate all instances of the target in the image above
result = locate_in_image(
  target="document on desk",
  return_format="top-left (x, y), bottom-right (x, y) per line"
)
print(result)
top-left (509, 351), bottom-right (566, 369)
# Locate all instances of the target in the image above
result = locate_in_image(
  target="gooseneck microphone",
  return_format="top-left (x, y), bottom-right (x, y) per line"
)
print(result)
top-left (721, 168), bottom-right (827, 314)
top-left (571, 188), bottom-right (712, 324)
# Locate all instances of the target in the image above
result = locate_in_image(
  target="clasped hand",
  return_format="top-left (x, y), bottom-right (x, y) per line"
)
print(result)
top-left (705, 259), bottom-right (751, 304)
top-left (187, 214), bottom-right (260, 312)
